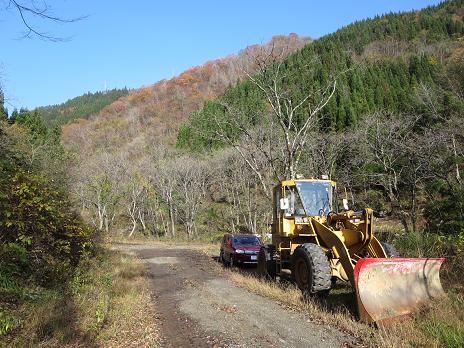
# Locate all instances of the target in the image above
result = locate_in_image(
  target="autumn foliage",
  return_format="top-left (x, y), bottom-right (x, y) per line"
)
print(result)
top-left (61, 34), bottom-right (310, 151)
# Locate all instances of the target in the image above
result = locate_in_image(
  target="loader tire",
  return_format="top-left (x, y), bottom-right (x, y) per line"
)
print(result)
top-left (257, 245), bottom-right (276, 280)
top-left (381, 242), bottom-right (399, 257)
top-left (292, 243), bottom-right (332, 297)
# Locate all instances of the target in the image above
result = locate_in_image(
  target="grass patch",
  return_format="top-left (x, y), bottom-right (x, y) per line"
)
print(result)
top-left (1, 249), bottom-right (160, 347)
top-left (424, 320), bottom-right (464, 348)
top-left (0, 310), bottom-right (16, 336)
top-left (226, 269), bottom-right (454, 347)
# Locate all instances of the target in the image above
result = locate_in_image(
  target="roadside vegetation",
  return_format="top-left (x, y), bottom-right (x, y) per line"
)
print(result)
top-left (1, 249), bottom-right (159, 348)
top-left (0, 116), bottom-right (159, 347)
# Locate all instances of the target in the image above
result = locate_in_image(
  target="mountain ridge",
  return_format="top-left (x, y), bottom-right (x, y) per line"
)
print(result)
top-left (60, 34), bottom-right (311, 149)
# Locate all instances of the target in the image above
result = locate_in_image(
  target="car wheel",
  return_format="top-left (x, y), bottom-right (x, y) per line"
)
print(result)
top-left (222, 252), bottom-right (229, 267)
top-left (219, 250), bottom-right (224, 263)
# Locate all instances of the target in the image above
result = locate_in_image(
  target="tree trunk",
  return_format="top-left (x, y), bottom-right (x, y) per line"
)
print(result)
top-left (128, 219), bottom-right (137, 237)
top-left (169, 203), bottom-right (176, 238)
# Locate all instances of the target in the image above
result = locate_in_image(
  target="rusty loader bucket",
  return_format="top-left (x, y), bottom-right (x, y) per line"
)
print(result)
top-left (354, 257), bottom-right (445, 325)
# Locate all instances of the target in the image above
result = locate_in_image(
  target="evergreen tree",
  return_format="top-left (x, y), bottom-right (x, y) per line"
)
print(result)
top-left (0, 89), bottom-right (7, 120)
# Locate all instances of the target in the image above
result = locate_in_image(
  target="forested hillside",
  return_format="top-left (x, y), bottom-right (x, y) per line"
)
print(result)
top-left (35, 88), bottom-right (129, 127)
top-left (179, 0), bottom-right (464, 149)
top-left (57, 2), bottom-right (464, 244)
top-left (57, 34), bottom-right (310, 237)
top-left (60, 34), bottom-right (309, 148)
top-left (173, 0), bottom-right (464, 240)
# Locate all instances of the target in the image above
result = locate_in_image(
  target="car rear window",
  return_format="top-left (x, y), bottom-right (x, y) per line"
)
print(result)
top-left (233, 236), bottom-right (260, 245)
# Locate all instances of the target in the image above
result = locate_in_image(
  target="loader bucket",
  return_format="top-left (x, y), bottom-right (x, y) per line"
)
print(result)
top-left (354, 257), bottom-right (445, 325)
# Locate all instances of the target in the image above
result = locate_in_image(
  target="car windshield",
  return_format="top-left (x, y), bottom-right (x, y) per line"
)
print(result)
top-left (233, 236), bottom-right (260, 246)
top-left (295, 181), bottom-right (332, 216)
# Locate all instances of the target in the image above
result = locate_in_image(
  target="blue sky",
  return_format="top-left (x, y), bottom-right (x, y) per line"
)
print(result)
top-left (1, 0), bottom-right (442, 110)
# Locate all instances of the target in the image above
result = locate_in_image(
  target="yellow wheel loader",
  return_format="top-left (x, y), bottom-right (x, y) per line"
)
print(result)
top-left (257, 177), bottom-right (445, 325)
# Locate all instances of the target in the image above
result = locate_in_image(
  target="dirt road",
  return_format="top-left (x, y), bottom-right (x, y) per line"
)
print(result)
top-left (117, 243), bottom-right (354, 348)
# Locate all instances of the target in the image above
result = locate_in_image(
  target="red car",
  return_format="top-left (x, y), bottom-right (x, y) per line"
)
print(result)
top-left (219, 233), bottom-right (262, 267)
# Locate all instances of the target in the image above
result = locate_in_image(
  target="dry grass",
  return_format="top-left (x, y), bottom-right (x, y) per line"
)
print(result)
top-left (89, 251), bottom-right (161, 347)
top-left (229, 271), bottom-right (450, 348)
top-left (375, 218), bottom-right (405, 234)
top-left (225, 267), bottom-right (464, 348)
top-left (2, 250), bottom-right (160, 348)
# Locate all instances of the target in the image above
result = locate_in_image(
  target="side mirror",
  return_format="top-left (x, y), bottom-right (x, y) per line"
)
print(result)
top-left (343, 198), bottom-right (349, 211)
top-left (280, 198), bottom-right (289, 210)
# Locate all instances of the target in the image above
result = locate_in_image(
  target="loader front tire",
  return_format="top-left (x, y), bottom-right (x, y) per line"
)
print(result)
top-left (257, 245), bottom-right (276, 280)
top-left (292, 243), bottom-right (332, 297)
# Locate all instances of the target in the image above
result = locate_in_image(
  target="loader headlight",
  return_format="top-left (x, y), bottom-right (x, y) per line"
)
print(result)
top-left (235, 249), bottom-right (244, 254)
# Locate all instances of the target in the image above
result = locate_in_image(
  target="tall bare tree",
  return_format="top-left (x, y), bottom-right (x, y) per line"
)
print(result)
top-left (192, 46), bottom-right (337, 198)
top-left (72, 151), bottom-right (126, 233)
top-left (243, 49), bottom-right (337, 180)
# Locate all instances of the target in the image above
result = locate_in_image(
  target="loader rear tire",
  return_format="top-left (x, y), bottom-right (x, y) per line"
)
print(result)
top-left (381, 242), bottom-right (399, 257)
top-left (257, 245), bottom-right (276, 280)
top-left (292, 243), bottom-right (332, 297)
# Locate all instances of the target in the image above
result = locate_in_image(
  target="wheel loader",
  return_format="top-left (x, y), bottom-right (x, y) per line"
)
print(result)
top-left (257, 177), bottom-right (445, 325)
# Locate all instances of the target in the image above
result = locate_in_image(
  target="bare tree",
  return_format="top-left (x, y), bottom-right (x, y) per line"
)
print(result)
top-left (171, 156), bottom-right (209, 238)
top-left (415, 82), bottom-right (462, 182)
top-left (211, 149), bottom-right (269, 235)
top-left (356, 112), bottom-right (424, 232)
top-left (301, 131), bottom-right (346, 179)
top-left (190, 46), bottom-right (336, 198)
top-left (153, 160), bottom-right (178, 238)
top-left (72, 151), bottom-right (126, 233)
top-left (244, 48), bottom-right (337, 180)
top-left (125, 173), bottom-right (148, 237)
top-left (3, 0), bottom-right (85, 41)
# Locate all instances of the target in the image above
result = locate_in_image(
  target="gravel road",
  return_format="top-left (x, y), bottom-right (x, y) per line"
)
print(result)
top-left (117, 243), bottom-right (354, 348)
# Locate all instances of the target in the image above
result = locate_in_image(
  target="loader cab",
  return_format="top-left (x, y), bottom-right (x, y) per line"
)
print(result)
top-left (272, 178), bottom-right (336, 235)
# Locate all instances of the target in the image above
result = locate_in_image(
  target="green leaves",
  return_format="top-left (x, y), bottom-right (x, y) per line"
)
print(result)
top-left (0, 121), bottom-right (94, 287)
top-left (0, 311), bottom-right (17, 336)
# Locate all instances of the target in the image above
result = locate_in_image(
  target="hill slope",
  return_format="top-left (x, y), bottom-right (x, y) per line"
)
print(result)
top-left (178, 0), bottom-right (464, 150)
top-left (61, 34), bottom-right (310, 150)
top-left (36, 88), bottom-right (129, 127)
